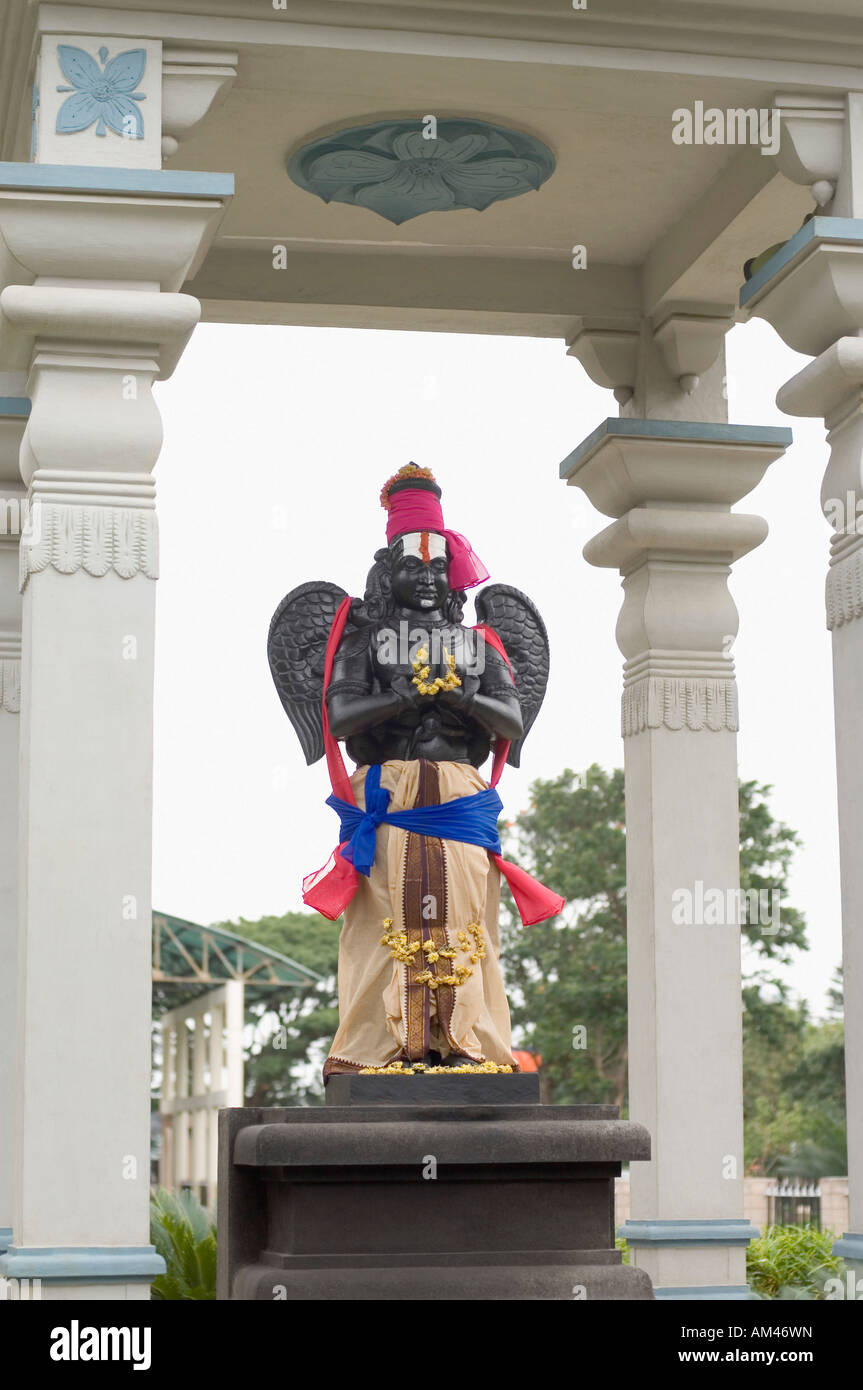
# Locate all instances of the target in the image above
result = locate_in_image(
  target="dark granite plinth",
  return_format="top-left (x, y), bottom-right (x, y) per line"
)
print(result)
top-left (325, 1071), bottom-right (541, 1107)
top-left (218, 1082), bottom-right (653, 1301)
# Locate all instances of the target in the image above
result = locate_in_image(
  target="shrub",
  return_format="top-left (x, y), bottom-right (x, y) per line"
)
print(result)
top-left (746, 1224), bottom-right (844, 1300)
top-left (150, 1187), bottom-right (217, 1300)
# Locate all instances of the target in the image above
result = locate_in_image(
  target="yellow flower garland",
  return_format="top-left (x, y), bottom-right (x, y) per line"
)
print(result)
top-left (380, 917), bottom-right (485, 988)
top-left (411, 646), bottom-right (462, 697)
top-left (359, 1060), bottom-right (514, 1075)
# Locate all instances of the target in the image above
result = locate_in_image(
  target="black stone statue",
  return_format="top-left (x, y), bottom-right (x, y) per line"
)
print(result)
top-left (268, 466), bottom-right (559, 1077)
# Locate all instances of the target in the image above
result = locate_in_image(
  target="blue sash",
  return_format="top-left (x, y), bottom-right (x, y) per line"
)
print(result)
top-left (326, 763), bottom-right (503, 876)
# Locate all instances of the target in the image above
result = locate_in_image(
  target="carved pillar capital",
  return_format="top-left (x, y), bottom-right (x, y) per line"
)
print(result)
top-left (566, 319), bottom-right (640, 405)
top-left (561, 419), bottom-right (791, 734)
top-left (770, 92), bottom-right (845, 208)
top-left (161, 49), bottom-right (238, 162)
top-left (650, 303), bottom-right (735, 399)
top-left (769, 91), bottom-right (863, 218)
top-left (0, 282), bottom-right (199, 590)
top-left (776, 331), bottom-right (863, 630)
top-left (1, 283), bottom-right (200, 452)
top-left (741, 220), bottom-right (863, 359)
top-left (0, 168), bottom-right (223, 597)
top-left (567, 308), bottom-right (733, 419)
top-left (0, 165), bottom-right (233, 295)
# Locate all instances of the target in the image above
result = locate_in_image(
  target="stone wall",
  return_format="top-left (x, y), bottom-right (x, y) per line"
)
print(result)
top-left (615, 1175), bottom-right (849, 1237)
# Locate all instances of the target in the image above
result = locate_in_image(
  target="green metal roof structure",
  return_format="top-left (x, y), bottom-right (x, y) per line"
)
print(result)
top-left (152, 910), bottom-right (324, 1014)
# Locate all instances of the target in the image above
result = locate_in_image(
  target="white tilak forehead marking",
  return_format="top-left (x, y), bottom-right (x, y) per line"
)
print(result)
top-left (398, 531), bottom-right (447, 560)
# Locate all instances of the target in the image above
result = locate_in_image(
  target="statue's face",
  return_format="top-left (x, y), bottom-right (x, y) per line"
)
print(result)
top-left (390, 537), bottom-right (449, 611)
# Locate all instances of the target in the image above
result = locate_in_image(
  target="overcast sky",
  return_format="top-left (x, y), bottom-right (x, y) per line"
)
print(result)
top-left (150, 318), bottom-right (839, 1016)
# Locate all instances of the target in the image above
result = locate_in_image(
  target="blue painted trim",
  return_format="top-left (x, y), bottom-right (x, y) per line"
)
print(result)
top-left (619, 1218), bottom-right (760, 1247)
top-left (0, 397), bottom-right (31, 417)
top-left (0, 162), bottom-right (234, 199)
top-left (833, 1232), bottom-right (863, 1263)
top-left (0, 1227), bottom-right (12, 1254)
top-left (654, 1284), bottom-right (753, 1300)
top-left (740, 216), bottom-right (863, 307)
top-left (559, 417), bottom-right (793, 480)
top-left (0, 1244), bottom-right (165, 1281)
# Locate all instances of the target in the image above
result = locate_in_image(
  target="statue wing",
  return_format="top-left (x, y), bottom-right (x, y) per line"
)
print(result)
top-left (267, 581), bottom-right (348, 765)
top-left (474, 583), bottom-right (550, 768)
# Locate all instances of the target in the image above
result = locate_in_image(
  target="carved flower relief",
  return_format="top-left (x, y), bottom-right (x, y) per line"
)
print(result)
top-left (288, 120), bottom-right (555, 225)
top-left (55, 44), bottom-right (146, 139)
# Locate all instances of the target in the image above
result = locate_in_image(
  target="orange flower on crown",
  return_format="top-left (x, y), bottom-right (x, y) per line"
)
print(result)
top-left (379, 463), bottom-right (436, 511)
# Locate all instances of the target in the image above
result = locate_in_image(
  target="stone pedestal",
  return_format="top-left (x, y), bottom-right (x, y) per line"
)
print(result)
top-left (218, 1078), bottom-right (653, 1301)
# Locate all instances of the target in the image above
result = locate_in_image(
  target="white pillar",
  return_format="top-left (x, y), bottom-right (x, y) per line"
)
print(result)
top-left (0, 145), bottom-right (230, 1297)
top-left (771, 346), bottom-right (863, 1267)
top-left (175, 1023), bottom-right (190, 1190)
top-left (4, 297), bottom-right (188, 1301)
top-left (158, 985), bottom-right (241, 1206)
top-left (0, 381), bottom-right (27, 1256)
top-left (741, 93), bottom-right (863, 1267)
top-left (225, 980), bottom-right (245, 1106)
top-left (191, 1016), bottom-right (207, 1197)
top-left (561, 411), bottom-right (791, 1297)
top-left (207, 1001), bottom-right (224, 1202)
top-left (159, 1020), bottom-right (176, 1192)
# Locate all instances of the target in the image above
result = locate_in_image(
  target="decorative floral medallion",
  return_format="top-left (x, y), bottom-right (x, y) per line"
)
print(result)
top-left (287, 118), bottom-right (555, 224)
top-left (55, 44), bottom-right (146, 139)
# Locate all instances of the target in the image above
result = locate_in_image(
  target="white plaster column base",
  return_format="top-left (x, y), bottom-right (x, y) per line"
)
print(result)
top-left (38, 1284), bottom-right (154, 1301)
top-left (619, 1222), bottom-right (753, 1298)
top-left (0, 1244), bottom-right (164, 1299)
top-left (833, 1233), bottom-right (863, 1269)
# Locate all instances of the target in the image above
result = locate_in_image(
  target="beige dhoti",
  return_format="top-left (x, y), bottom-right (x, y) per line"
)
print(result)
top-left (324, 759), bottom-right (516, 1075)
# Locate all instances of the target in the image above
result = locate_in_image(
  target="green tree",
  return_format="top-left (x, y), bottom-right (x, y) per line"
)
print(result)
top-left (500, 766), bottom-right (628, 1105)
top-left (776, 972), bottom-right (845, 1177)
top-left (743, 968), bottom-right (845, 1176)
top-left (212, 910), bottom-right (340, 1106)
top-left (499, 766), bottom-right (809, 1108)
